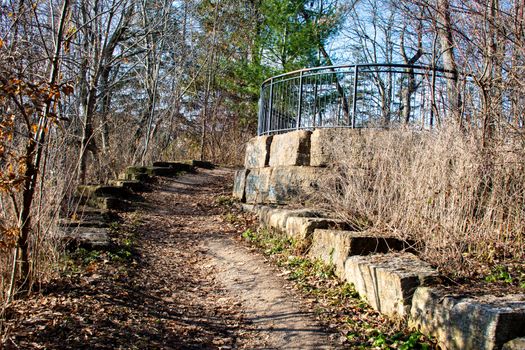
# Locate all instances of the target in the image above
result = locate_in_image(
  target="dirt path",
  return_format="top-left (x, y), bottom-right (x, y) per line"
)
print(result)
top-left (2, 168), bottom-right (336, 349)
top-left (139, 168), bottom-right (336, 349)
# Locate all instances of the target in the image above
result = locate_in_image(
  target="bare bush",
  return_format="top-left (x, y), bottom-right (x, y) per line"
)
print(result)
top-left (318, 127), bottom-right (525, 277)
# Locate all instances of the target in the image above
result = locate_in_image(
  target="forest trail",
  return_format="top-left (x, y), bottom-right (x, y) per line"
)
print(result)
top-left (3, 168), bottom-right (337, 349)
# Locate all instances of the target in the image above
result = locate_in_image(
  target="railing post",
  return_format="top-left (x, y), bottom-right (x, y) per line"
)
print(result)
top-left (352, 65), bottom-right (359, 128)
top-left (267, 78), bottom-right (274, 135)
top-left (257, 86), bottom-right (263, 136)
top-left (296, 71), bottom-right (303, 130)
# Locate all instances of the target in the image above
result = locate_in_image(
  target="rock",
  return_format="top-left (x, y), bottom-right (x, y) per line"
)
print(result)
top-left (239, 203), bottom-right (260, 213)
top-left (267, 166), bottom-right (327, 204)
top-left (152, 161), bottom-right (194, 173)
top-left (58, 217), bottom-right (109, 228)
top-left (64, 208), bottom-right (116, 223)
top-left (285, 217), bottom-right (349, 241)
top-left (245, 168), bottom-right (273, 204)
top-left (310, 128), bottom-right (360, 167)
top-left (192, 160), bottom-right (215, 169)
top-left (344, 253), bottom-right (438, 317)
top-left (309, 230), bottom-right (415, 275)
top-left (123, 165), bottom-right (181, 179)
top-left (269, 130), bottom-right (311, 167)
top-left (144, 166), bottom-right (181, 177)
top-left (252, 205), bottom-right (276, 223)
top-left (87, 197), bottom-right (129, 211)
top-left (244, 135), bottom-right (273, 169)
top-left (243, 166), bottom-right (327, 204)
top-left (77, 185), bottom-right (134, 199)
top-left (233, 169), bottom-right (249, 201)
top-left (60, 226), bottom-right (111, 249)
top-left (262, 208), bottom-right (323, 233)
top-left (76, 184), bottom-right (143, 211)
top-left (108, 179), bottom-right (148, 193)
top-left (503, 338), bottom-right (525, 350)
top-left (410, 287), bottom-right (525, 350)
top-left (310, 129), bottom-right (386, 167)
top-left (120, 170), bottom-right (150, 182)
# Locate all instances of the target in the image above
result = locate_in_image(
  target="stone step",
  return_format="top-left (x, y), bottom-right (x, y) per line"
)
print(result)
top-left (66, 208), bottom-right (114, 221)
top-left (285, 217), bottom-right (353, 241)
top-left (119, 170), bottom-right (150, 182)
top-left (410, 287), bottom-right (525, 350)
top-left (108, 179), bottom-right (148, 193)
top-left (124, 165), bottom-right (182, 178)
top-left (152, 161), bottom-right (194, 173)
top-left (344, 253), bottom-right (438, 317)
top-left (79, 196), bottom-right (129, 211)
top-left (60, 226), bottom-right (111, 250)
top-left (191, 160), bottom-right (215, 169)
top-left (309, 229), bottom-right (415, 269)
top-left (58, 217), bottom-right (109, 228)
top-left (59, 207), bottom-right (119, 229)
top-left (77, 185), bottom-right (134, 199)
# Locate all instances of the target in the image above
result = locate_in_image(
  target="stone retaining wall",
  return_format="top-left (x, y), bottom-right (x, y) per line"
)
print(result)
top-left (234, 129), bottom-right (363, 204)
top-left (240, 203), bottom-right (525, 350)
top-left (236, 129), bottom-right (525, 349)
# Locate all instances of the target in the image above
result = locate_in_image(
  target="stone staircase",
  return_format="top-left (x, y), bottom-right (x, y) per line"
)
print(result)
top-left (59, 160), bottom-right (211, 250)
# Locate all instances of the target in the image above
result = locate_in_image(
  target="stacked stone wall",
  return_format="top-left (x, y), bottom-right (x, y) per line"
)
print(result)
top-left (234, 129), bottom-right (362, 204)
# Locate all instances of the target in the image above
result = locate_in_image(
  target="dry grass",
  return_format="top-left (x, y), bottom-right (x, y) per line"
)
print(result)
top-left (317, 127), bottom-right (525, 278)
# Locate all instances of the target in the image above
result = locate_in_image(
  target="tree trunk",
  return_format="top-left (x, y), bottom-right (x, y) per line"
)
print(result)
top-left (436, 0), bottom-right (462, 126)
top-left (16, 0), bottom-right (70, 294)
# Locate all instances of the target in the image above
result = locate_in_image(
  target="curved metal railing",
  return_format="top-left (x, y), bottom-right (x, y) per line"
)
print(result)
top-left (257, 63), bottom-right (478, 135)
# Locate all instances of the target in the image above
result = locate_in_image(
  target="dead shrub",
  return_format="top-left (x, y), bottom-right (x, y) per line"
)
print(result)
top-left (317, 127), bottom-right (525, 277)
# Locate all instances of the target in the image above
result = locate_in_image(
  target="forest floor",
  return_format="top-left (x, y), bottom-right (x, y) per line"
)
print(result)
top-left (1, 168), bottom-right (434, 349)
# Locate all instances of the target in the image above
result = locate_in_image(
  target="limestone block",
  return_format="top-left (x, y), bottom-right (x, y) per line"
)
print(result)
top-left (269, 130), bottom-right (311, 167)
top-left (309, 229), bottom-right (415, 274)
top-left (152, 161), bottom-right (194, 173)
top-left (191, 160), bottom-right (215, 169)
top-left (87, 197), bottom-right (128, 211)
top-left (263, 208), bottom-right (322, 233)
top-left (245, 135), bottom-right (273, 169)
top-left (308, 229), bottom-right (355, 277)
top-left (108, 180), bottom-right (148, 193)
top-left (233, 169), bottom-right (249, 201)
top-left (308, 230), bottom-right (411, 277)
top-left (267, 166), bottom-right (327, 204)
top-left (344, 253), bottom-right (438, 317)
top-left (410, 287), bottom-right (525, 350)
top-left (251, 205), bottom-right (275, 222)
top-left (285, 217), bottom-right (349, 242)
top-left (124, 165), bottom-right (180, 178)
top-left (503, 338), bottom-right (525, 350)
top-left (244, 168), bottom-right (273, 204)
top-left (77, 185), bottom-right (134, 199)
top-left (310, 128), bottom-right (359, 167)
top-left (60, 226), bottom-right (111, 249)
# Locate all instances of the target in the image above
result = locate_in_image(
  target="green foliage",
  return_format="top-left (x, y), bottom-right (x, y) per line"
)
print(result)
top-left (485, 265), bottom-right (513, 283)
top-left (108, 248), bottom-right (133, 262)
top-left (215, 195), bottom-right (234, 207)
top-left (367, 330), bottom-right (429, 349)
top-left (259, 0), bottom-right (342, 71)
top-left (485, 265), bottom-right (525, 289)
top-left (69, 248), bottom-right (102, 266)
top-left (241, 228), bottom-right (257, 241)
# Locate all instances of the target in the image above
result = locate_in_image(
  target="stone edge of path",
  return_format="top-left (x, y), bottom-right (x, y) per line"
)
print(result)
top-left (239, 203), bottom-right (525, 350)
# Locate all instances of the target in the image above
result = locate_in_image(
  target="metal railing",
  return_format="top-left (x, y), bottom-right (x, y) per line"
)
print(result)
top-left (257, 63), bottom-right (478, 135)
